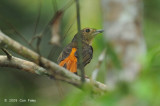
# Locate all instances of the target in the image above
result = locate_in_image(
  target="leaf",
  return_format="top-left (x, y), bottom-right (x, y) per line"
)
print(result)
top-left (50, 10), bottom-right (63, 46)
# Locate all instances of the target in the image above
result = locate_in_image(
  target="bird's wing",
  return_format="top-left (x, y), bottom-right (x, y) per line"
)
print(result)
top-left (82, 45), bottom-right (93, 66)
top-left (75, 44), bottom-right (93, 67)
top-left (57, 43), bottom-right (73, 64)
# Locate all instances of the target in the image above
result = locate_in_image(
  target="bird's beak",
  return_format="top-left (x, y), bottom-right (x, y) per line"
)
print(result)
top-left (93, 29), bottom-right (104, 35)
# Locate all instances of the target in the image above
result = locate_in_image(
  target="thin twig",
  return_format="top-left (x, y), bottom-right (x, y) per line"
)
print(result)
top-left (33, 0), bottom-right (42, 36)
top-left (29, 35), bottom-right (39, 45)
top-left (75, 0), bottom-right (85, 82)
top-left (61, 18), bottom-right (76, 42)
top-left (0, 15), bottom-right (35, 50)
top-left (29, 20), bottom-right (50, 51)
top-left (1, 48), bottom-right (12, 60)
top-left (61, 0), bottom-right (75, 11)
top-left (52, 0), bottom-right (58, 12)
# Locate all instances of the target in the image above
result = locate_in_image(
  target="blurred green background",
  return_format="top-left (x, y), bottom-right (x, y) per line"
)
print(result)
top-left (0, 0), bottom-right (160, 106)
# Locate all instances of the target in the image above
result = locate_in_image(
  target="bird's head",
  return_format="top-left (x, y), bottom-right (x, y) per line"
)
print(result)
top-left (72, 28), bottom-right (104, 45)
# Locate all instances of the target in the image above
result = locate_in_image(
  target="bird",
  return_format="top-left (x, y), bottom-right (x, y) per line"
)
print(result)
top-left (57, 28), bottom-right (103, 74)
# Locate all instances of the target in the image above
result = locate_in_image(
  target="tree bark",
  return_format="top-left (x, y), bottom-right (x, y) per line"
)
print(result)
top-left (101, 0), bottom-right (146, 89)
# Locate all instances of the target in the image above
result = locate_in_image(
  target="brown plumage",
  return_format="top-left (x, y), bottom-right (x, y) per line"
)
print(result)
top-left (57, 28), bottom-right (103, 74)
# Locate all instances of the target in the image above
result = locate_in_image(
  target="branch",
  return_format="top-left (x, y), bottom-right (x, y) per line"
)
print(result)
top-left (0, 31), bottom-right (108, 94)
top-left (0, 56), bottom-right (48, 75)
top-left (1, 48), bottom-right (12, 60)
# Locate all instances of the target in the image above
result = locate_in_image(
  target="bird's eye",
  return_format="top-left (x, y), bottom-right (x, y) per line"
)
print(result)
top-left (86, 29), bottom-right (90, 33)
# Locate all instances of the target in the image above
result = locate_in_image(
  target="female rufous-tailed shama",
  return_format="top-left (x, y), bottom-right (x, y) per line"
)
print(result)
top-left (57, 28), bottom-right (103, 74)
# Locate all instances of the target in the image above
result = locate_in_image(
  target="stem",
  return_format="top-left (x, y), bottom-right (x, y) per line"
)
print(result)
top-left (75, 0), bottom-right (85, 83)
